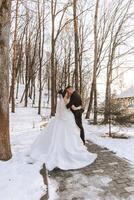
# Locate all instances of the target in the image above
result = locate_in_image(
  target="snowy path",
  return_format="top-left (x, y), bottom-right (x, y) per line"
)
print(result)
top-left (84, 123), bottom-right (134, 164)
top-left (1, 99), bottom-right (134, 199)
top-left (0, 106), bottom-right (46, 200)
top-left (48, 141), bottom-right (134, 200)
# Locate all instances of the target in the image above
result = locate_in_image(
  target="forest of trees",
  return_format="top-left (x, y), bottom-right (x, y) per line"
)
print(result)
top-left (0, 0), bottom-right (134, 160)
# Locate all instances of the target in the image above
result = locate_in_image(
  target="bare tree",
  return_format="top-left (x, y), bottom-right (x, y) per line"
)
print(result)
top-left (104, 0), bottom-right (133, 124)
top-left (50, 0), bottom-right (70, 116)
top-left (10, 0), bottom-right (19, 112)
top-left (86, 0), bottom-right (100, 124)
top-left (38, 0), bottom-right (45, 115)
top-left (73, 0), bottom-right (79, 91)
top-left (0, 0), bottom-right (12, 160)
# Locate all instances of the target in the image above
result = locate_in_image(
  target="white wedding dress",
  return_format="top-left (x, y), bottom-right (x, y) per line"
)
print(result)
top-left (30, 95), bottom-right (97, 171)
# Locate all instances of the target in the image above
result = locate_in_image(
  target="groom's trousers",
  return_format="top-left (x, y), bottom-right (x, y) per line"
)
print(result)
top-left (73, 111), bottom-right (85, 145)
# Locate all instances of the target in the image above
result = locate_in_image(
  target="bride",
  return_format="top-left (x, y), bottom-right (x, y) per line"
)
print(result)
top-left (29, 90), bottom-right (97, 171)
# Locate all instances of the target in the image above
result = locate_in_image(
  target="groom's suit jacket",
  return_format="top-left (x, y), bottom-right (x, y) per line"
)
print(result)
top-left (66, 91), bottom-right (85, 144)
top-left (66, 91), bottom-right (83, 117)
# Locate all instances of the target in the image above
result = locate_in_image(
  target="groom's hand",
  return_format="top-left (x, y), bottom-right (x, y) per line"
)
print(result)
top-left (66, 101), bottom-right (73, 109)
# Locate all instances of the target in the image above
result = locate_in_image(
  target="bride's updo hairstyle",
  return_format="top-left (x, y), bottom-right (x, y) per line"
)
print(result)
top-left (58, 89), bottom-right (63, 94)
top-left (58, 89), bottom-right (66, 97)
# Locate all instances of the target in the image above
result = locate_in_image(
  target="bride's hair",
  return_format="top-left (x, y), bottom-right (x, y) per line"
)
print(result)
top-left (58, 89), bottom-right (67, 98)
top-left (58, 89), bottom-right (63, 95)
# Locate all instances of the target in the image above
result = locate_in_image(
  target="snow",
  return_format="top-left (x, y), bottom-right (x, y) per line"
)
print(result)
top-left (84, 121), bottom-right (134, 164)
top-left (0, 83), bottom-right (134, 199)
top-left (48, 177), bottom-right (59, 200)
top-left (65, 173), bottom-right (112, 200)
top-left (47, 119), bottom-right (134, 200)
top-left (0, 106), bottom-right (46, 200)
top-left (48, 172), bottom-right (112, 200)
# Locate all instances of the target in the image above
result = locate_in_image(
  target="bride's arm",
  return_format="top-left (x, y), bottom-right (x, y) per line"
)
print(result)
top-left (63, 92), bottom-right (69, 105)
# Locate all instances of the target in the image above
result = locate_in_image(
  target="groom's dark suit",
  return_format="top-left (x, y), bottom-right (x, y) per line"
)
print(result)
top-left (66, 91), bottom-right (85, 144)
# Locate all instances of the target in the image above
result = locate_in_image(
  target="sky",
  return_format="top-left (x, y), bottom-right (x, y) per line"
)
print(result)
top-left (123, 70), bottom-right (134, 88)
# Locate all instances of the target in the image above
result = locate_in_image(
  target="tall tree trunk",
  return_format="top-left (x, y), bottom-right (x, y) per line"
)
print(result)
top-left (85, 82), bottom-right (94, 119)
top-left (104, 61), bottom-right (111, 123)
top-left (104, 48), bottom-right (115, 123)
top-left (10, 0), bottom-right (19, 113)
top-left (67, 49), bottom-right (71, 85)
top-left (46, 62), bottom-right (50, 104)
top-left (0, 0), bottom-right (12, 160)
top-left (24, 10), bottom-right (29, 107)
top-left (93, 0), bottom-right (99, 124)
top-left (79, 22), bottom-right (84, 96)
top-left (73, 0), bottom-right (79, 92)
top-left (86, 0), bottom-right (99, 124)
top-left (79, 51), bottom-right (82, 96)
top-left (51, 0), bottom-right (56, 116)
top-left (38, 0), bottom-right (45, 115)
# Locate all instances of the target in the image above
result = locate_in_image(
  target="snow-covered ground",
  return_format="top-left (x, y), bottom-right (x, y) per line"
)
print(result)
top-left (84, 122), bottom-right (134, 164)
top-left (0, 84), bottom-right (50, 200)
top-left (1, 108), bottom-right (134, 200)
top-left (0, 84), bottom-right (134, 199)
top-left (48, 122), bottom-right (134, 200)
top-left (49, 172), bottom-right (113, 200)
top-left (0, 106), bottom-right (46, 200)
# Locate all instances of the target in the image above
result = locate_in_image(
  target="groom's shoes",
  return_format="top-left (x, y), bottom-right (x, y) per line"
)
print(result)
top-left (83, 140), bottom-right (86, 145)
top-left (84, 140), bottom-right (88, 145)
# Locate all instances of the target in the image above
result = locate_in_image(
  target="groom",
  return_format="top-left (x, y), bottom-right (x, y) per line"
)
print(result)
top-left (66, 86), bottom-right (85, 145)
